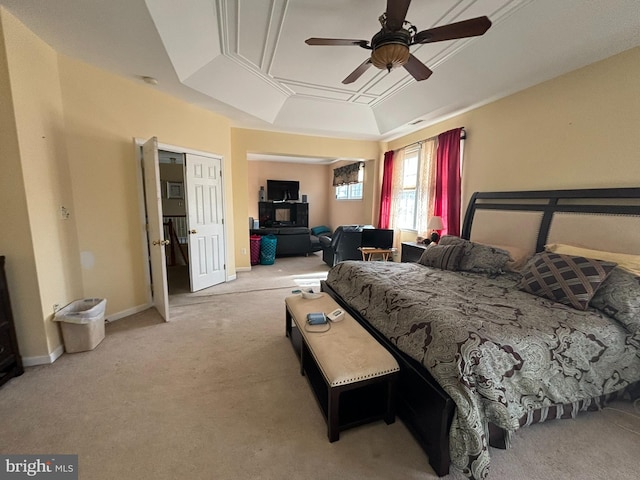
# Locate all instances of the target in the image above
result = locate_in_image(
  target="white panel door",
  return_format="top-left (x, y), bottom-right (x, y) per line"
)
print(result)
top-left (142, 137), bottom-right (169, 321)
top-left (185, 153), bottom-right (225, 292)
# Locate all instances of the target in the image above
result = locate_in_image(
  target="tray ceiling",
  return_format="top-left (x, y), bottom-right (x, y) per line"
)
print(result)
top-left (2, 0), bottom-right (639, 140)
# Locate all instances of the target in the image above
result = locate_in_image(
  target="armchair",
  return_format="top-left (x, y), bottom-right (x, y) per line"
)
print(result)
top-left (319, 225), bottom-right (373, 267)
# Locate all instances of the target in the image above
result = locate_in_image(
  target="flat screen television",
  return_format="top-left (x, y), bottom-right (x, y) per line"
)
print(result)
top-left (360, 229), bottom-right (394, 249)
top-left (267, 180), bottom-right (300, 201)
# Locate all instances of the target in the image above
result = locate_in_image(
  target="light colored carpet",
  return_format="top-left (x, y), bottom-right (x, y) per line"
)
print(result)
top-left (1, 255), bottom-right (639, 479)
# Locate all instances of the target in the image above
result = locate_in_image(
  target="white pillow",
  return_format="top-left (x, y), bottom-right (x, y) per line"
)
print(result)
top-left (545, 243), bottom-right (640, 275)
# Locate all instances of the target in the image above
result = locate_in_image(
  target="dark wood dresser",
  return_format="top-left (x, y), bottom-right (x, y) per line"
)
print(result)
top-left (0, 256), bottom-right (24, 387)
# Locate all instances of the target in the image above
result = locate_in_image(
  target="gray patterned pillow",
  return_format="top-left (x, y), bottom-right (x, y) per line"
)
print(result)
top-left (590, 267), bottom-right (640, 334)
top-left (518, 252), bottom-right (617, 311)
top-left (439, 236), bottom-right (511, 275)
top-left (418, 244), bottom-right (464, 271)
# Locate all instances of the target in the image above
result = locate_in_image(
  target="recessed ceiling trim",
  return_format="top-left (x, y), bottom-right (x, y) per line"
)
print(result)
top-left (286, 90), bottom-right (352, 102)
top-left (216, 0), bottom-right (232, 54)
top-left (277, 78), bottom-right (360, 95)
top-left (17, 0), bottom-right (633, 141)
top-left (223, 0), bottom-right (293, 96)
top-left (352, 95), bottom-right (377, 105)
top-left (367, 76), bottom-right (415, 106)
top-left (227, 52), bottom-right (295, 96)
top-left (247, 152), bottom-right (337, 164)
top-left (434, 0), bottom-right (475, 29)
top-left (259, 0), bottom-right (276, 70)
top-left (265, 0), bottom-right (290, 75)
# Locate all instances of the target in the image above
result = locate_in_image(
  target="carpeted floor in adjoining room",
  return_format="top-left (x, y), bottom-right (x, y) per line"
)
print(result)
top-left (1, 253), bottom-right (639, 480)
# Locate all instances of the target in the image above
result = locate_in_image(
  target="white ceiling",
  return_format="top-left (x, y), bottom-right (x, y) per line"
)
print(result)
top-left (2, 0), bottom-right (639, 141)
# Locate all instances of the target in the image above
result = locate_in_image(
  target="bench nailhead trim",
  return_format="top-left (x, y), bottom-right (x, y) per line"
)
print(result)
top-left (330, 368), bottom-right (400, 386)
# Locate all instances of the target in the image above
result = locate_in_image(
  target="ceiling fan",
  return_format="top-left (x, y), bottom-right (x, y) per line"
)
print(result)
top-left (305, 0), bottom-right (492, 84)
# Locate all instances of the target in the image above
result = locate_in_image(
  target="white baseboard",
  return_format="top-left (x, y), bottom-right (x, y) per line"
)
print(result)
top-left (23, 303), bottom-right (151, 366)
top-left (235, 266), bottom-right (251, 272)
top-left (22, 344), bottom-right (64, 366)
top-left (106, 302), bottom-right (152, 322)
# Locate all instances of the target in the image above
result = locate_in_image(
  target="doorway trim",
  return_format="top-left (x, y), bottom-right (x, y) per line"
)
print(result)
top-left (134, 138), bottom-right (234, 300)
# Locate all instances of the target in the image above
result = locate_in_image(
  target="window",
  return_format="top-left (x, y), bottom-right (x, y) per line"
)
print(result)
top-left (335, 164), bottom-right (363, 200)
top-left (395, 147), bottom-right (420, 229)
top-left (386, 130), bottom-right (462, 236)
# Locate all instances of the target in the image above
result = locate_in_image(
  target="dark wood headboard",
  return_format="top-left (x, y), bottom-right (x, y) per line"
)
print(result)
top-left (461, 187), bottom-right (640, 253)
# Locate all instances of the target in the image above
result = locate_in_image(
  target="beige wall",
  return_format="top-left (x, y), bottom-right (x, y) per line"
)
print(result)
top-left (231, 128), bottom-right (382, 268)
top-left (58, 54), bottom-right (234, 315)
top-left (0, 8), bottom-right (82, 360)
top-left (0, 10), bottom-right (235, 360)
top-left (389, 47), bottom-right (640, 211)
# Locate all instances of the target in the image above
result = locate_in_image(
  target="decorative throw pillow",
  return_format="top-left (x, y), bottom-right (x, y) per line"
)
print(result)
top-left (311, 225), bottom-right (331, 236)
top-left (518, 252), bottom-right (617, 311)
top-left (590, 267), bottom-right (640, 334)
top-left (439, 236), bottom-right (511, 275)
top-left (418, 244), bottom-right (464, 271)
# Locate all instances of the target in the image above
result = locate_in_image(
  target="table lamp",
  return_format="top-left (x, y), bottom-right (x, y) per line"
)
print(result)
top-left (427, 216), bottom-right (443, 243)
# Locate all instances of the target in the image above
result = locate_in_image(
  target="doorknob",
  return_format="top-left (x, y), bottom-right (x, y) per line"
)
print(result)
top-left (152, 240), bottom-right (170, 246)
top-left (189, 229), bottom-right (197, 234)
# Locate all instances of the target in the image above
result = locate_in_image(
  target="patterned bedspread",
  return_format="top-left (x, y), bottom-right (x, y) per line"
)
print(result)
top-left (325, 261), bottom-right (640, 479)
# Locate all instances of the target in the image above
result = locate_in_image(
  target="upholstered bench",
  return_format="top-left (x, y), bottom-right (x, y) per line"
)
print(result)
top-left (285, 293), bottom-right (399, 441)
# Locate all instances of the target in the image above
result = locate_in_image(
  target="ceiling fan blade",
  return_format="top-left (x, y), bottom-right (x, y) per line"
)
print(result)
top-left (403, 54), bottom-right (433, 81)
top-left (305, 38), bottom-right (369, 47)
top-left (413, 16), bottom-right (492, 44)
top-left (342, 58), bottom-right (373, 84)
top-left (385, 0), bottom-right (412, 31)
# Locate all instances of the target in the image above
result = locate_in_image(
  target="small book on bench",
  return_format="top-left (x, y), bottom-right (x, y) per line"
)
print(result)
top-left (307, 312), bottom-right (327, 325)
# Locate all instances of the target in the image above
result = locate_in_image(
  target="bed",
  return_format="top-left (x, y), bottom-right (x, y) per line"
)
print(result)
top-left (321, 187), bottom-right (640, 479)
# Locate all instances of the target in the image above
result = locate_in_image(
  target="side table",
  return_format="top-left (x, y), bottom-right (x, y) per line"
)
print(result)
top-left (401, 242), bottom-right (429, 263)
top-left (358, 247), bottom-right (396, 261)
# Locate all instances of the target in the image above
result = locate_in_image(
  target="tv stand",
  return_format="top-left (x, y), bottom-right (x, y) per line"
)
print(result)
top-left (259, 201), bottom-right (308, 228)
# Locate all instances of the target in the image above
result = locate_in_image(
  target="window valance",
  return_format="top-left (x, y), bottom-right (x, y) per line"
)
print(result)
top-left (332, 162), bottom-right (363, 186)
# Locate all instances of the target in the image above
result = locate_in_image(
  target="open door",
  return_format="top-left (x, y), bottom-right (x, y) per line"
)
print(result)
top-left (142, 137), bottom-right (170, 320)
top-left (185, 153), bottom-right (226, 291)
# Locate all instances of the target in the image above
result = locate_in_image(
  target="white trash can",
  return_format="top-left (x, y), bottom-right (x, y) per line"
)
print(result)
top-left (54, 298), bottom-right (107, 353)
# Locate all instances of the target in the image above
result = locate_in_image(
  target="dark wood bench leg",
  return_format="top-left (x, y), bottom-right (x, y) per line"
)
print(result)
top-left (285, 307), bottom-right (291, 338)
top-left (384, 375), bottom-right (397, 425)
top-left (300, 340), bottom-right (306, 377)
top-left (328, 387), bottom-right (340, 442)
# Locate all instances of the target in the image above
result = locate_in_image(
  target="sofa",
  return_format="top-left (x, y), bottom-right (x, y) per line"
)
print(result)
top-left (319, 225), bottom-right (374, 267)
top-left (250, 227), bottom-right (322, 257)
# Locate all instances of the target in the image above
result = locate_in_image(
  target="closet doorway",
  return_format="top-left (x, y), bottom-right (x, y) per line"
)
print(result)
top-left (139, 138), bottom-right (227, 319)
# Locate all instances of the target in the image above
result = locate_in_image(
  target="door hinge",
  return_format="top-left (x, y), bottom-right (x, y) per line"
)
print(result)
top-left (222, 218), bottom-right (224, 225)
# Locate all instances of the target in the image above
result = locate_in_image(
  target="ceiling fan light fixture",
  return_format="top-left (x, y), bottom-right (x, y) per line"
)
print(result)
top-left (370, 29), bottom-right (412, 72)
top-left (306, 3), bottom-right (492, 84)
top-left (371, 43), bottom-right (410, 71)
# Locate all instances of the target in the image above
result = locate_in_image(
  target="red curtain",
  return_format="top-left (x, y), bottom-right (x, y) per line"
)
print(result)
top-left (434, 128), bottom-right (462, 236)
top-left (377, 151), bottom-right (394, 228)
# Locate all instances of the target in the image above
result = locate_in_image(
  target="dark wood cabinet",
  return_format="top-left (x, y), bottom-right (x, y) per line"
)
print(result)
top-left (0, 256), bottom-right (24, 388)
top-left (258, 201), bottom-right (309, 228)
top-left (401, 242), bottom-right (429, 263)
